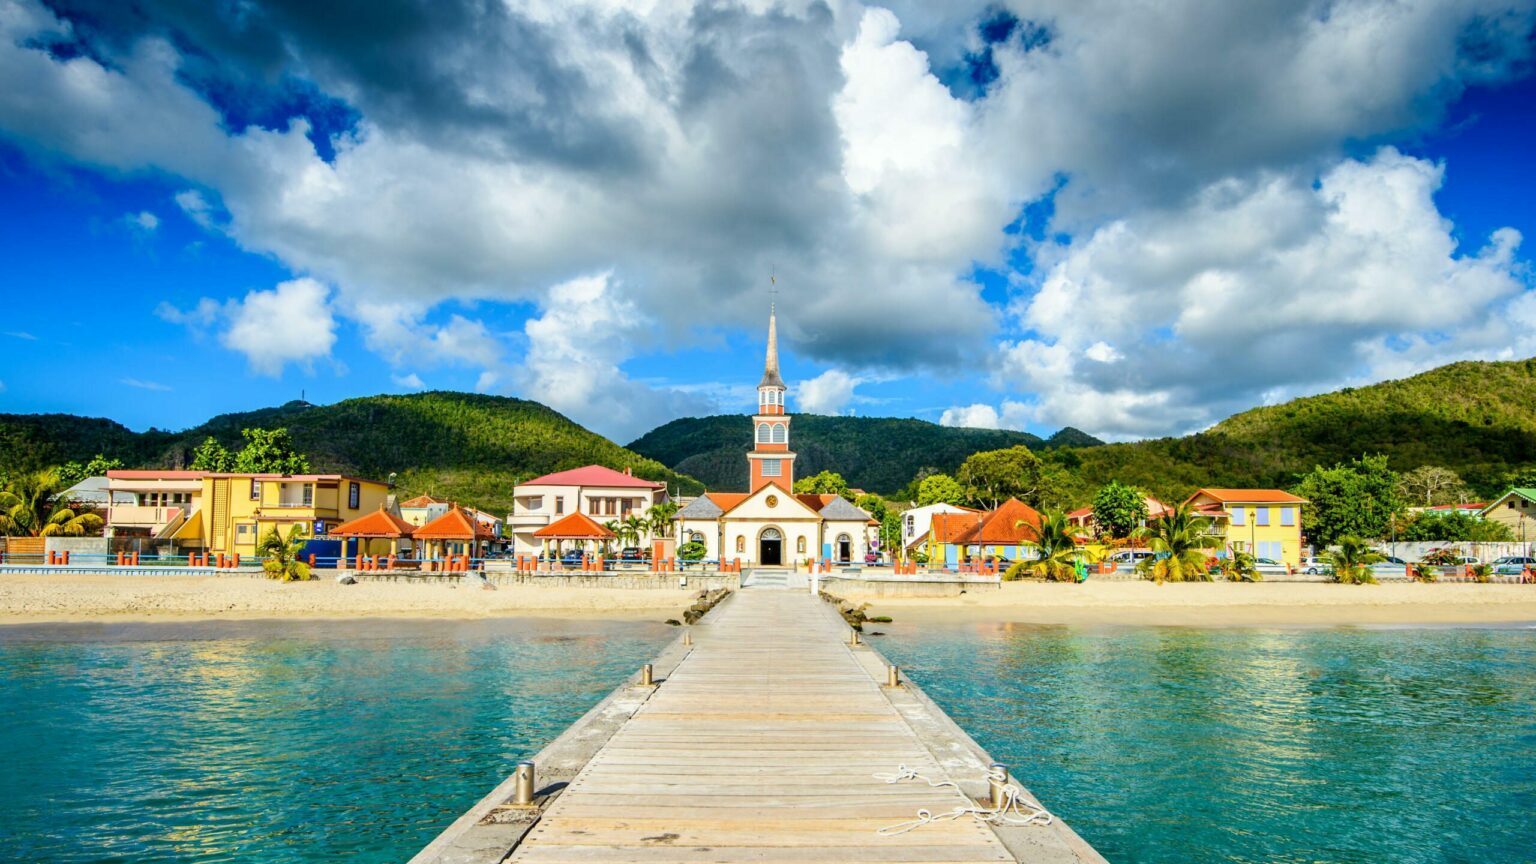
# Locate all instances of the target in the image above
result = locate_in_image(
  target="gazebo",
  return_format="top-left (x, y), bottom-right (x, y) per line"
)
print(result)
top-left (331, 507), bottom-right (416, 561)
top-left (533, 512), bottom-right (615, 559)
top-left (414, 504), bottom-right (497, 561)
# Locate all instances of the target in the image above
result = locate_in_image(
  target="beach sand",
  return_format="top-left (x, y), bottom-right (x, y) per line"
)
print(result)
top-left (3, 573), bottom-right (1534, 627)
top-left (0, 572), bottom-right (696, 624)
top-left (847, 581), bottom-right (1536, 627)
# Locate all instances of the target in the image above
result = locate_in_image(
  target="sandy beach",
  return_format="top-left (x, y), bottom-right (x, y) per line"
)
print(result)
top-left (0, 573), bottom-right (697, 624)
top-left (2, 573), bottom-right (1534, 627)
top-left (849, 580), bottom-right (1536, 627)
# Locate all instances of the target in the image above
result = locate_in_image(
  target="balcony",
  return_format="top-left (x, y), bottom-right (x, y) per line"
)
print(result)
top-left (508, 512), bottom-right (552, 529)
top-left (109, 505), bottom-right (184, 529)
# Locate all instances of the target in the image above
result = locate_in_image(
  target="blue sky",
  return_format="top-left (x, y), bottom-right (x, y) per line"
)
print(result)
top-left (1, 1), bottom-right (1533, 444)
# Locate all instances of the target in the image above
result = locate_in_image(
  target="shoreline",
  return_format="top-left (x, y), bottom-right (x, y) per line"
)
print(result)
top-left (1, 573), bottom-right (1533, 629)
top-left (848, 581), bottom-right (1536, 628)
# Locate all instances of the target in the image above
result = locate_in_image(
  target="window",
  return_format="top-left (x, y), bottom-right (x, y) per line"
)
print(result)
top-left (757, 423), bottom-right (770, 443)
top-left (1509, 500), bottom-right (1517, 509)
top-left (1255, 507), bottom-right (1269, 527)
top-left (797, 536), bottom-right (806, 553)
top-left (1280, 507), bottom-right (1295, 527)
top-left (771, 424), bottom-right (786, 443)
top-left (735, 535), bottom-right (745, 553)
top-left (761, 459), bottom-right (781, 477)
top-left (555, 497), bottom-right (564, 515)
top-left (302, 484), bottom-right (314, 506)
top-left (236, 523), bottom-right (255, 541)
top-left (348, 482), bottom-right (360, 509)
top-left (689, 532), bottom-right (705, 544)
top-left (250, 479), bottom-right (261, 501)
top-left (1228, 506), bottom-right (1244, 526)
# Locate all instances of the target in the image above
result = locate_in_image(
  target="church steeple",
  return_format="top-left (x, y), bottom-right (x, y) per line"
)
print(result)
top-left (748, 303), bottom-right (794, 491)
top-left (759, 304), bottom-right (785, 389)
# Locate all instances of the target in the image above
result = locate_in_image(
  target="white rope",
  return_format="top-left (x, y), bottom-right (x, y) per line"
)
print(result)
top-left (873, 764), bottom-right (1054, 836)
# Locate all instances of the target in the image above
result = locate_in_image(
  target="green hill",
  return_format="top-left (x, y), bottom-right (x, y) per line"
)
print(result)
top-left (1055, 358), bottom-right (1536, 504)
top-left (0, 392), bottom-right (703, 514)
top-left (627, 415), bottom-right (1102, 494)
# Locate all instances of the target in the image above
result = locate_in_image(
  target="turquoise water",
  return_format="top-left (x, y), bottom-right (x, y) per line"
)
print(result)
top-left (0, 618), bottom-right (670, 863)
top-left (876, 622), bottom-right (1536, 864)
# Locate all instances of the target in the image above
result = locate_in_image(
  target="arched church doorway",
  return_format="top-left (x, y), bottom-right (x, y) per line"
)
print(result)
top-left (759, 527), bottom-right (783, 566)
top-left (836, 533), bottom-right (852, 563)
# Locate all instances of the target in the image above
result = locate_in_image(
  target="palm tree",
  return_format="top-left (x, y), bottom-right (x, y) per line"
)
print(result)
top-left (620, 514), bottom-right (649, 547)
top-left (646, 502), bottom-right (679, 539)
top-left (1133, 502), bottom-right (1221, 585)
top-left (601, 520), bottom-right (621, 554)
top-left (0, 469), bottom-right (105, 537)
top-left (1323, 535), bottom-right (1384, 585)
top-left (1006, 510), bottom-right (1105, 582)
top-left (258, 524), bottom-right (312, 582)
top-left (1219, 548), bottom-right (1261, 582)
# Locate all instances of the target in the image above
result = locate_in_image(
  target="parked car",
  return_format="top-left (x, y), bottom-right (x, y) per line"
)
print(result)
top-left (560, 549), bottom-right (587, 568)
top-left (864, 551), bottom-right (880, 565)
top-left (1370, 561), bottom-right (1410, 579)
top-left (1300, 556), bottom-right (1330, 575)
top-left (1252, 557), bottom-right (1290, 577)
top-left (1492, 555), bottom-right (1536, 575)
top-left (1108, 550), bottom-right (1153, 567)
top-left (618, 547), bottom-right (646, 563)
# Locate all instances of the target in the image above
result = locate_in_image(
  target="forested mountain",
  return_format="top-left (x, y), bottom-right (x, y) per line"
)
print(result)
top-left (627, 415), bottom-right (1102, 494)
top-left (0, 393), bottom-right (703, 513)
top-left (1053, 358), bottom-right (1536, 504)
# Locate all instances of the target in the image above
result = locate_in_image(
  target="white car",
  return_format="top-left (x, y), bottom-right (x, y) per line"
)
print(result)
top-left (1253, 557), bottom-right (1291, 577)
top-left (1491, 556), bottom-right (1536, 576)
top-left (1108, 550), bottom-right (1154, 567)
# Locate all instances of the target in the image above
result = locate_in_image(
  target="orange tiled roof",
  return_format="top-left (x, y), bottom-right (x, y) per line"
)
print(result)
top-left (930, 499), bottom-right (1042, 546)
top-left (533, 511), bottom-right (615, 540)
top-left (1189, 488), bottom-right (1308, 504)
top-left (399, 494), bottom-right (448, 507)
top-left (415, 505), bottom-right (497, 540)
top-left (332, 508), bottom-right (416, 538)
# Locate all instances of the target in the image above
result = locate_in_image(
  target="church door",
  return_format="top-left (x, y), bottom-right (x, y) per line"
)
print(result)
top-left (759, 527), bottom-right (783, 566)
top-left (836, 533), bottom-right (852, 563)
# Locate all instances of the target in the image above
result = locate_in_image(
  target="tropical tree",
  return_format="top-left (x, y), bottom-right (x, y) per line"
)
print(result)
top-left (56, 454), bottom-right (125, 487)
top-left (1218, 548), bottom-right (1261, 582)
top-left (1397, 465), bottom-right (1473, 508)
top-left (794, 470), bottom-right (850, 498)
top-left (1091, 481), bottom-right (1147, 539)
top-left (258, 524), bottom-right (312, 582)
top-left (646, 501), bottom-right (679, 538)
top-left (1133, 502), bottom-right (1221, 585)
top-left (678, 540), bottom-right (708, 562)
top-left (914, 473), bottom-right (966, 507)
top-left (190, 436), bottom-right (236, 472)
top-left (1323, 535), bottom-right (1385, 585)
top-left (0, 469), bottom-right (105, 537)
top-left (1291, 455), bottom-right (1403, 546)
top-left (1467, 562), bottom-right (1494, 584)
top-left (233, 428), bottom-right (311, 474)
top-left (957, 446), bottom-right (1049, 509)
top-left (620, 514), bottom-right (649, 547)
top-left (854, 493), bottom-right (888, 523)
top-left (1004, 509), bottom-right (1103, 582)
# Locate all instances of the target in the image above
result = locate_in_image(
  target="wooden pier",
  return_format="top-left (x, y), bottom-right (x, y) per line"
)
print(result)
top-left (411, 586), bottom-right (1106, 863)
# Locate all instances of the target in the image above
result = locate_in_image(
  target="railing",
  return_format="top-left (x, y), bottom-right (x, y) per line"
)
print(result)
top-left (107, 505), bottom-right (183, 526)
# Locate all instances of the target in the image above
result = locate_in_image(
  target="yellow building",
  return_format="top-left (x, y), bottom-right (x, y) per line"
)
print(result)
top-left (180, 473), bottom-right (391, 556)
top-left (1184, 488), bottom-right (1308, 566)
top-left (1479, 489), bottom-right (1536, 540)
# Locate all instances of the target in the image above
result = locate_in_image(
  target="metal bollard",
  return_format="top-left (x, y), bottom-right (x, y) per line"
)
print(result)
top-left (512, 761), bottom-right (536, 806)
top-left (886, 665), bottom-right (900, 687)
top-left (640, 664), bottom-right (654, 686)
top-left (849, 629), bottom-right (861, 647)
top-left (988, 764), bottom-right (1009, 808)
top-left (682, 630), bottom-right (692, 647)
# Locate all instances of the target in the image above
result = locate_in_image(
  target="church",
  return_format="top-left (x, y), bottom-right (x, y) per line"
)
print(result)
top-left (675, 307), bottom-right (875, 567)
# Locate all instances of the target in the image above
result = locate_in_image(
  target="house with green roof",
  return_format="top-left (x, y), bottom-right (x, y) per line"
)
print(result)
top-left (1480, 489), bottom-right (1536, 540)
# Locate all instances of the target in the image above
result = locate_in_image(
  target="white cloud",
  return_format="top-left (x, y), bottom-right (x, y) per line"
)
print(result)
top-left (125, 211), bottom-right (159, 233)
top-left (119, 377), bottom-right (171, 391)
top-left (392, 372), bottom-right (425, 389)
top-left (1006, 149), bottom-right (1531, 439)
top-left (518, 272), bottom-right (711, 441)
top-left (938, 400), bottom-right (1034, 430)
top-left (218, 278), bottom-right (337, 376)
top-left (174, 190), bottom-right (217, 229)
top-left (155, 297), bottom-right (221, 328)
top-left (4, 331), bottom-right (37, 341)
top-left (797, 369), bottom-right (861, 415)
top-left (939, 403), bottom-right (1000, 429)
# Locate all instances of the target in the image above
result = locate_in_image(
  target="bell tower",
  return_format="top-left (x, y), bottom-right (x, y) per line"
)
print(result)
top-left (747, 304), bottom-right (795, 491)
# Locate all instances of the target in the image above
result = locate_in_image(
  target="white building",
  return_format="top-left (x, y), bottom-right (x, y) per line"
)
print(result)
top-left (508, 466), bottom-right (668, 554)
top-left (674, 306), bottom-right (874, 566)
top-left (898, 502), bottom-right (977, 553)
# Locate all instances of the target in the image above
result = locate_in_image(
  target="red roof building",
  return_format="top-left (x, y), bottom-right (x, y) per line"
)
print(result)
top-left (522, 465), bottom-right (665, 489)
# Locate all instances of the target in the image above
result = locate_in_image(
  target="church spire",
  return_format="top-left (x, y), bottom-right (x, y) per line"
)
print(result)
top-left (759, 303), bottom-right (785, 388)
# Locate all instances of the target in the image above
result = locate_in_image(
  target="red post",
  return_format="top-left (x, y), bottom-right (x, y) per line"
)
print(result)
top-left (132, 551), bottom-right (141, 566)
top-left (232, 554), bottom-right (240, 568)
top-left (308, 553), bottom-right (316, 567)
top-left (62, 550), bottom-right (70, 566)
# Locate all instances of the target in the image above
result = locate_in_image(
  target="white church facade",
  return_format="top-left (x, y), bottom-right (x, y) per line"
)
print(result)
top-left (676, 307), bottom-right (875, 567)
